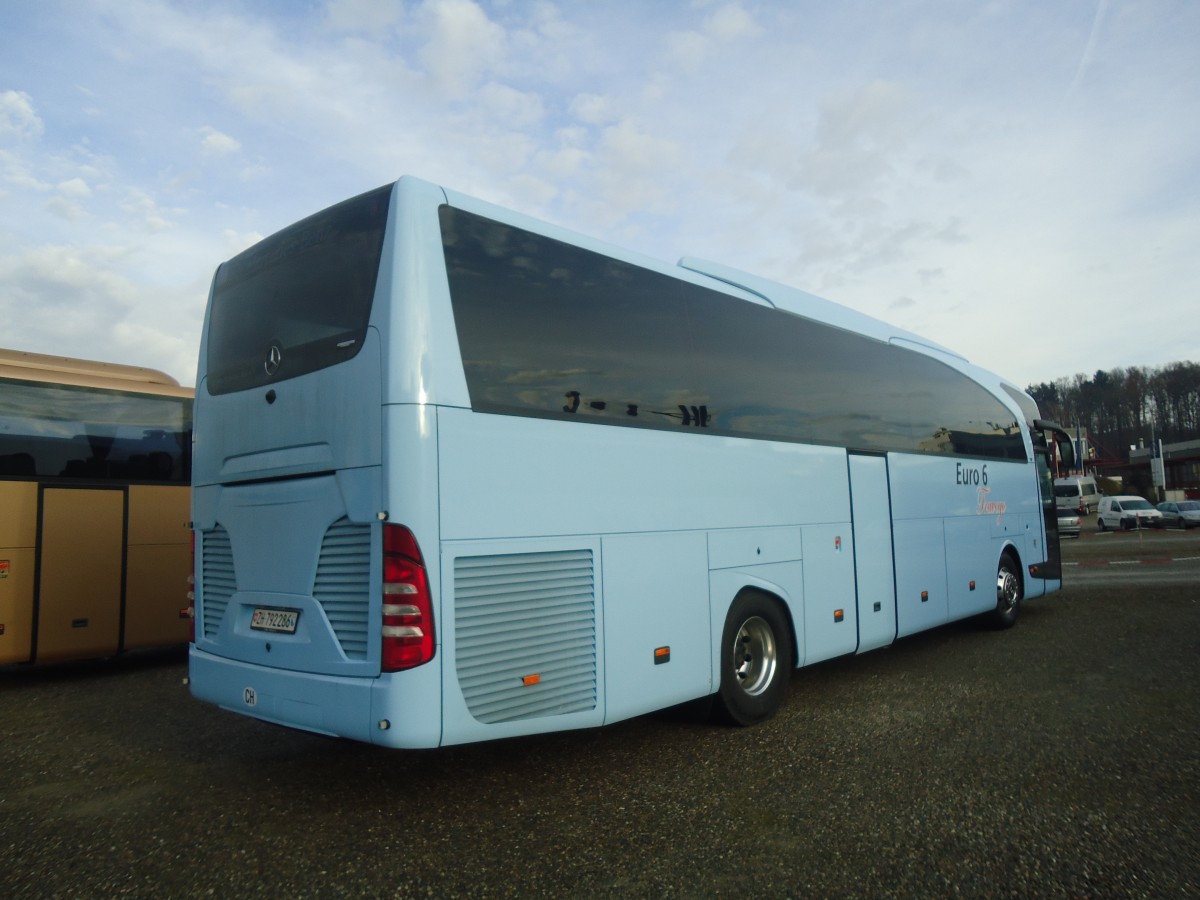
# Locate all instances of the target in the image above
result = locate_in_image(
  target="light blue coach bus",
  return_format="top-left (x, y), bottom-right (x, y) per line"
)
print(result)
top-left (188, 177), bottom-right (1074, 748)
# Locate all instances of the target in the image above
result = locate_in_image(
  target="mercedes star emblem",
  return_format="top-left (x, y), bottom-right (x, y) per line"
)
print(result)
top-left (264, 343), bottom-right (282, 376)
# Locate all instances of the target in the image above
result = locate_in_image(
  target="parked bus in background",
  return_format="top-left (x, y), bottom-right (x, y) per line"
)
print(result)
top-left (188, 177), bottom-right (1074, 748)
top-left (0, 349), bottom-right (192, 666)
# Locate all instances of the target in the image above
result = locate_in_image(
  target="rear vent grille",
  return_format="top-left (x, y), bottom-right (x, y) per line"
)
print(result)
top-left (314, 518), bottom-right (372, 660)
top-left (454, 549), bottom-right (596, 724)
top-left (200, 526), bottom-right (235, 640)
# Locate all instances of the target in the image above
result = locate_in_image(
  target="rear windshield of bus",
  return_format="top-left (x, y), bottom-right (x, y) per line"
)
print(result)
top-left (205, 184), bottom-right (392, 395)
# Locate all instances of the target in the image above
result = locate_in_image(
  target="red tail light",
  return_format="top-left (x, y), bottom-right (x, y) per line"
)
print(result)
top-left (381, 524), bottom-right (435, 671)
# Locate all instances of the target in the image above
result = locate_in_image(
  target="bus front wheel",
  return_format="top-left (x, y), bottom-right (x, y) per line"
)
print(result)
top-left (987, 553), bottom-right (1023, 630)
top-left (712, 592), bottom-right (792, 726)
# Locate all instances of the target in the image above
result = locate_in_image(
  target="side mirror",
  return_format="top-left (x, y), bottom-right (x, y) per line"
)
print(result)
top-left (1034, 419), bottom-right (1076, 469)
top-left (1057, 435), bottom-right (1076, 469)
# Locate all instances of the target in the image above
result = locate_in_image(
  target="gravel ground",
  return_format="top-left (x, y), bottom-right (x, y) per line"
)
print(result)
top-left (2, 530), bottom-right (1198, 897)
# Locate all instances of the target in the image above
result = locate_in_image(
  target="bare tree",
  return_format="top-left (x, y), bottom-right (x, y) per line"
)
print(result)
top-left (1028, 361), bottom-right (1200, 461)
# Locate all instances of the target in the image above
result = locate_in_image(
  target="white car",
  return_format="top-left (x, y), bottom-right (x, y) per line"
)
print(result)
top-left (1157, 500), bottom-right (1200, 529)
top-left (1097, 496), bottom-right (1164, 531)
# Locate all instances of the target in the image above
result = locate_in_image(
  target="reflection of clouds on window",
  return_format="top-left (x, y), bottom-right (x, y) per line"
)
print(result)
top-left (441, 204), bottom-right (1025, 461)
top-left (206, 185), bottom-right (389, 395)
top-left (0, 379), bottom-right (191, 481)
top-left (503, 367), bottom-right (596, 385)
top-left (515, 389), bottom-right (553, 407)
top-left (479, 224), bottom-right (511, 259)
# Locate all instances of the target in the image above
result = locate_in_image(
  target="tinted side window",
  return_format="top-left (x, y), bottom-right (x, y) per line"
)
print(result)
top-left (894, 350), bottom-right (1026, 459)
top-left (441, 209), bottom-right (696, 432)
top-left (206, 184), bottom-right (392, 395)
top-left (440, 206), bottom-right (1024, 460)
top-left (0, 379), bottom-right (192, 483)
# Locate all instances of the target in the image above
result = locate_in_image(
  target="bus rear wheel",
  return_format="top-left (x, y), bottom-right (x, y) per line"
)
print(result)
top-left (987, 552), bottom-right (1022, 630)
top-left (712, 592), bottom-right (792, 726)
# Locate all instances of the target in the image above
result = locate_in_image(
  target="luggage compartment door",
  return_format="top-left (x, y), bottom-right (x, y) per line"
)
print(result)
top-left (36, 487), bottom-right (125, 662)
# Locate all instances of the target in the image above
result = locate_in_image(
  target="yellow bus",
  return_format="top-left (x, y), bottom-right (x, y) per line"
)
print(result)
top-left (0, 348), bottom-right (193, 665)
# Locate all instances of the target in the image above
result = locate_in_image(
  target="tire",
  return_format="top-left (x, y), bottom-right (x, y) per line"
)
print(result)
top-left (987, 552), bottom-right (1022, 630)
top-left (712, 591), bottom-right (793, 726)
top-left (1097, 517), bottom-right (1107, 532)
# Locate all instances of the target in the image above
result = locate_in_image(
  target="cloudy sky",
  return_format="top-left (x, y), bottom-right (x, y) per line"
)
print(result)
top-left (1, 0), bottom-right (1197, 389)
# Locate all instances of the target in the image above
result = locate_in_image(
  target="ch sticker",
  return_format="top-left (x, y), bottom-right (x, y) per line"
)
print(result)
top-left (243, 687), bottom-right (257, 707)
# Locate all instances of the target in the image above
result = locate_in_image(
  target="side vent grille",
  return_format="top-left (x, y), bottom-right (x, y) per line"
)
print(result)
top-left (200, 526), bottom-right (235, 640)
top-left (454, 549), bottom-right (596, 724)
top-left (314, 518), bottom-right (372, 660)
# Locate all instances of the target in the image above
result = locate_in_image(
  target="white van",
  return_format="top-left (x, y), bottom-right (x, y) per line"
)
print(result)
top-left (1097, 496), bottom-right (1164, 530)
top-left (1054, 476), bottom-right (1101, 513)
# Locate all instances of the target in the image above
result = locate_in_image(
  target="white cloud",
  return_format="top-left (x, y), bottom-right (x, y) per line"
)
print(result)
top-left (475, 82), bottom-right (544, 129)
top-left (325, 0), bottom-right (404, 32)
top-left (585, 119), bottom-right (684, 223)
top-left (418, 0), bottom-right (507, 97)
top-left (0, 90), bottom-right (43, 139)
top-left (798, 80), bottom-right (917, 201)
top-left (0, 244), bottom-right (133, 346)
top-left (0, 242), bottom-right (203, 381)
top-left (703, 4), bottom-right (762, 42)
top-left (665, 30), bottom-right (708, 71)
top-left (568, 93), bottom-right (617, 127)
top-left (599, 120), bottom-right (681, 174)
top-left (200, 126), bottom-right (241, 157)
top-left (120, 189), bottom-right (180, 232)
top-left (238, 162), bottom-right (273, 182)
top-left (666, 3), bottom-right (762, 70)
top-left (540, 135), bottom-right (589, 181)
top-left (57, 177), bottom-right (92, 198)
top-left (1, 149), bottom-right (51, 192)
top-left (46, 196), bottom-right (87, 222)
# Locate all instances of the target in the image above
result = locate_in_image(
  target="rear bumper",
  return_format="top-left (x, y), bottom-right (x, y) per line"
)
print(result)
top-left (188, 646), bottom-right (442, 748)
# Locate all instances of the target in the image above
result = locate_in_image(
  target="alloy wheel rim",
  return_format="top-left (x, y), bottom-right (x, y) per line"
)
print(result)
top-left (997, 567), bottom-right (1019, 614)
top-left (732, 616), bottom-right (777, 696)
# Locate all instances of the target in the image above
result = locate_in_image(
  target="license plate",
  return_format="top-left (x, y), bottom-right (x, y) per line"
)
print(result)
top-left (250, 607), bottom-right (300, 634)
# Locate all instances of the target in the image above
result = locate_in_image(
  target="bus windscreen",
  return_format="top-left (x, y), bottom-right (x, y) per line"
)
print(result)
top-left (205, 184), bottom-right (392, 396)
